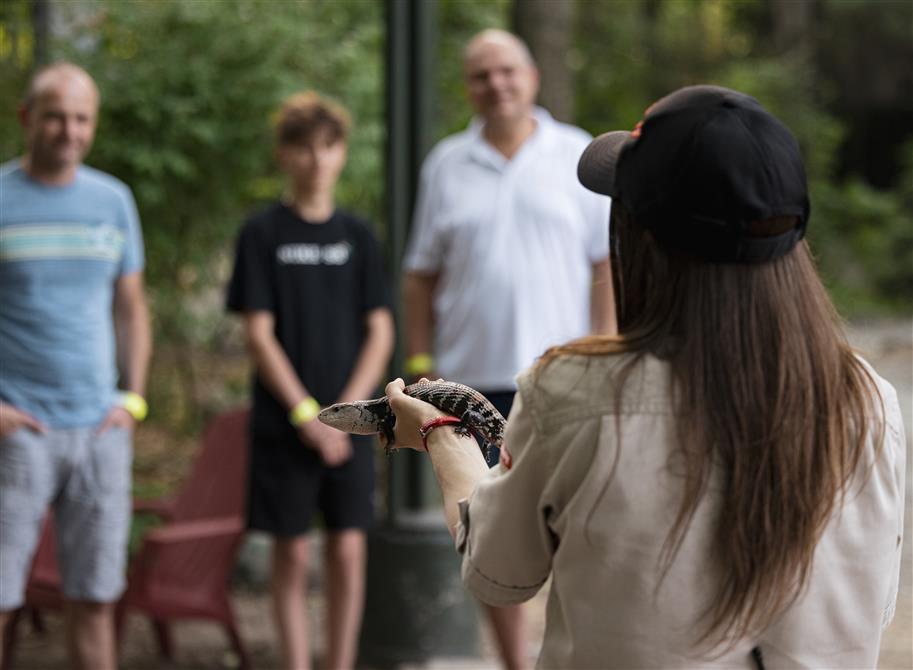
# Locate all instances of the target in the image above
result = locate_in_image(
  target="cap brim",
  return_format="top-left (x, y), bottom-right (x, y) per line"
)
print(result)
top-left (577, 130), bottom-right (631, 196)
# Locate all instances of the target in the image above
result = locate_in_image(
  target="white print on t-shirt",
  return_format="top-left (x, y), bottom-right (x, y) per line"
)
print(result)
top-left (277, 242), bottom-right (351, 266)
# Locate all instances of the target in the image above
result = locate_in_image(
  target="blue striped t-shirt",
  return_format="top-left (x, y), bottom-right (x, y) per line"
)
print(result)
top-left (0, 160), bottom-right (145, 428)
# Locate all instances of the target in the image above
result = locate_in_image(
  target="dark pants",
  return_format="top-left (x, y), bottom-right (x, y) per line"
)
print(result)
top-left (478, 389), bottom-right (516, 468)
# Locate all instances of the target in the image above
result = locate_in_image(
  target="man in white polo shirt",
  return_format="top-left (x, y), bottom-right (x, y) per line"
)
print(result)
top-left (402, 28), bottom-right (615, 670)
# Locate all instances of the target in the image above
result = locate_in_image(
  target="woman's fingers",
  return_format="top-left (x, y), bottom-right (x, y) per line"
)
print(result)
top-left (385, 377), bottom-right (406, 398)
top-left (384, 377), bottom-right (451, 450)
top-left (384, 378), bottom-right (417, 449)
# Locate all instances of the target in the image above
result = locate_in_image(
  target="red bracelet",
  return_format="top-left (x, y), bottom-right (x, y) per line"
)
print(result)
top-left (418, 416), bottom-right (462, 451)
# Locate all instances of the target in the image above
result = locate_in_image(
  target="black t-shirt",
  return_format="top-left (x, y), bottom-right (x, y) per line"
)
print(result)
top-left (226, 202), bottom-right (391, 439)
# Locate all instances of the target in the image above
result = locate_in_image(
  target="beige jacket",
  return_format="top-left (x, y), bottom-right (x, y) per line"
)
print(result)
top-left (456, 353), bottom-right (906, 668)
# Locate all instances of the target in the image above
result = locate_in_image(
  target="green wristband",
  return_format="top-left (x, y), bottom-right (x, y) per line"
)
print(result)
top-left (118, 391), bottom-right (148, 422)
top-left (405, 353), bottom-right (434, 377)
top-left (289, 397), bottom-right (320, 426)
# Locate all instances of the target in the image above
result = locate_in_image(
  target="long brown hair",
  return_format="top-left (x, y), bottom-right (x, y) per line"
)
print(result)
top-left (539, 205), bottom-right (883, 647)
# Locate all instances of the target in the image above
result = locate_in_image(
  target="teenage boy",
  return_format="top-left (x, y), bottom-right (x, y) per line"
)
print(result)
top-left (227, 91), bottom-right (394, 670)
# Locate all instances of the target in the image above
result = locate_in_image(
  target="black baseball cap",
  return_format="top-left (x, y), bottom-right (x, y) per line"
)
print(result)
top-left (578, 85), bottom-right (810, 263)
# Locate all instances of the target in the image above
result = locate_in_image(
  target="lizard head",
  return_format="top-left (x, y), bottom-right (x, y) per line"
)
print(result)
top-left (318, 401), bottom-right (389, 436)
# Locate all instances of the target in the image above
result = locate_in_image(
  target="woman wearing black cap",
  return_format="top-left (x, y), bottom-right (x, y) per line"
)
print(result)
top-left (380, 86), bottom-right (905, 668)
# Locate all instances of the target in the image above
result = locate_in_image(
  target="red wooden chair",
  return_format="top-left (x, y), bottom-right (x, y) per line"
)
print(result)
top-left (0, 407), bottom-right (252, 670)
top-left (0, 513), bottom-right (63, 670)
top-left (117, 406), bottom-right (251, 668)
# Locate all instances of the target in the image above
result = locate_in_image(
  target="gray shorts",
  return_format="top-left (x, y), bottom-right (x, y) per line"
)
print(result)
top-left (0, 425), bottom-right (132, 610)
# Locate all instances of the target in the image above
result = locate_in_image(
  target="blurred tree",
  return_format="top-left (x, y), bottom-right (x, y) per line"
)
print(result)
top-left (571, 0), bottom-right (911, 314)
top-left (31, 0), bottom-right (50, 65)
top-left (815, 0), bottom-right (913, 188)
top-left (769, 0), bottom-right (814, 53)
top-left (434, 0), bottom-right (511, 139)
top-left (513, 0), bottom-right (577, 122)
top-left (0, 0), bottom-right (34, 160)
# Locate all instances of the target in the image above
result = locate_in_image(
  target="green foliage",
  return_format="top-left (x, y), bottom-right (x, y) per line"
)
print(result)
top-left (0, 0), bottom-right (34, 159)
top-left (435, 0), bottom-right (511, 139)
top-left (811, 177), bottom-right (913, 313)
top-left (79, 2), bottom-right (276, 290)
top-left (62, 0), bottom-right (383, 298)
top-left (128, 512), bottom-right (164, 557)
top-left (573, 0), bottom-right (912, 314)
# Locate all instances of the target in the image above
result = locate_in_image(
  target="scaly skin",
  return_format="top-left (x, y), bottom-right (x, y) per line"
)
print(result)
top-left (318, 380), bottom-right (505, 457)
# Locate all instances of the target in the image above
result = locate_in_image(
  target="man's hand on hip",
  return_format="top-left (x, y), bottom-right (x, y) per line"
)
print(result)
top-left (0, 401), bottom-right (48, 438)
top-left (96, 406), bottom-right (135, 435)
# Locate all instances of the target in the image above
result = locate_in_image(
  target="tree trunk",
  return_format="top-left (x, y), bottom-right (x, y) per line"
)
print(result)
top-left (512, 0), bottom-right (576, 122)
top-left (769, 0), bottom-right (816, 53)
top-left (31, 0), bottom-right (51, 66)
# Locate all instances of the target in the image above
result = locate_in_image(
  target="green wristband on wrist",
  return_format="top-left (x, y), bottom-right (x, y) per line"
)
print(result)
top-left (289, 397), bottom-right (321, 426)
top-left (405, 353), bottom-right (435, 377)
top-left (118, 391), bottom-right (148, 422)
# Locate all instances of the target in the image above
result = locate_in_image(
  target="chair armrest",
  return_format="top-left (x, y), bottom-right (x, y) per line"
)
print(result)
top-left (132, 497), bottom-right (176, 521)
top-left (142, 516), bottom-right (245, 545)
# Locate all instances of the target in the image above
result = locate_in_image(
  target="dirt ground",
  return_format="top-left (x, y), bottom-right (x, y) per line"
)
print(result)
top-left (5, 319), bottom-right (912, 670)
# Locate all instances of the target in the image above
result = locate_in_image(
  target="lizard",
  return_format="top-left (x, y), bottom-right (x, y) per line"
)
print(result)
top-left (318, 379), bottom-right (505, 458)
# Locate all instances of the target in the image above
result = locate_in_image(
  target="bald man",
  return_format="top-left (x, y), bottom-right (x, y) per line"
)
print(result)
top-left (401, 30), bottom-right (615, 669)
top-left (0, 62), bottom-right (151, 669)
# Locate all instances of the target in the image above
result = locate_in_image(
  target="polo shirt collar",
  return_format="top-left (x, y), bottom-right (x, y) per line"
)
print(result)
top-left (467, 106), bottom-right (555, 170)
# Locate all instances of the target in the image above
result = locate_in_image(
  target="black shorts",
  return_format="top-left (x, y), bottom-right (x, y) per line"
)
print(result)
top-left (247, 433), bottom-right (375, 537)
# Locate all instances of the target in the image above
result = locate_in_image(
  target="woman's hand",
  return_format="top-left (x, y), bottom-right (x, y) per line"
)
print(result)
top-left (383, 377), bottom-right (450, 451)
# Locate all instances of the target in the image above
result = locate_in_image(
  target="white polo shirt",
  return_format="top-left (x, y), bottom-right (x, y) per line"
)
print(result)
top-left (403, 108), bottom-right (611, 390)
